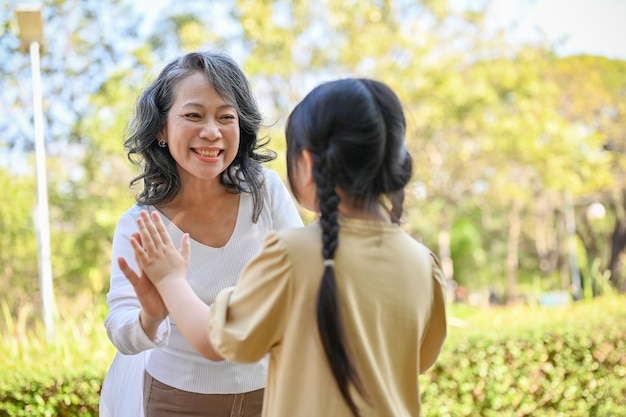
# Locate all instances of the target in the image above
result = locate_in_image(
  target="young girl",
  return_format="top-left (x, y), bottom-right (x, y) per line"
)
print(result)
top-left (121, 78), bottom-right (447, 417)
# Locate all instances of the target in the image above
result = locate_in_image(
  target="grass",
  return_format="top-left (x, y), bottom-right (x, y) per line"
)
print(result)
top-left (0, 295), bottom-right (116, 375)
top-left (446, 293), bottom-right (626, 341)
top-left (1, 293), bottom-right (625, 374)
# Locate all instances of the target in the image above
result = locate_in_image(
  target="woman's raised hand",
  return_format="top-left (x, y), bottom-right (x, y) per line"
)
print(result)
top-left (117, 229), bottom-right (169, 338)
top-left (128, 210), bottom-right (190, 287)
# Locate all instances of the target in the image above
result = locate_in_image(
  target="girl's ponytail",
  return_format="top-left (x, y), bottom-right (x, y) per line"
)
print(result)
top-left (311, 151), bottom-right (367, 417)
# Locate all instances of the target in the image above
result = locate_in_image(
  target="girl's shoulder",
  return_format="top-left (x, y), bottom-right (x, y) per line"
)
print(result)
top-left (273, 222), bottom-right (320, 250)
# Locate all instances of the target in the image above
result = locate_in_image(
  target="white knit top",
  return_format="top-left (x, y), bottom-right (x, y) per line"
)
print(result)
top-left (104, 169), bottom-right (303, 393)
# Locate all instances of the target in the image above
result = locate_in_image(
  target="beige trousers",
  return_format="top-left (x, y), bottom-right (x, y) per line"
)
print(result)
top-left (143, 371), bottom-right (264, 417)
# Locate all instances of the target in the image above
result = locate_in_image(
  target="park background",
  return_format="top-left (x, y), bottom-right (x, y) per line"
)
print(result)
top-left (1, 0), bottom-right (625, 415)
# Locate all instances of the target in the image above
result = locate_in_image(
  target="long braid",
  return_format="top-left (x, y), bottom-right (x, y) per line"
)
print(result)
top-left (311, 151), bottom-right (367, 417)
top-left (286, 78), bottom-right (409, 415)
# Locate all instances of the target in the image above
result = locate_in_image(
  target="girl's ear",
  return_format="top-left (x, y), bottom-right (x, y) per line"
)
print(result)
top-left (294, 149), bottom-right (318, 213)
top-left (299, 149), bottom-right (314, 186)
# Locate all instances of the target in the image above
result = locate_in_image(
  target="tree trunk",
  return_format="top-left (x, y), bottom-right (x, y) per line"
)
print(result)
top-left (437, 217), bottom-right (455, 303)
top-left (608, 189), bottom-right (626, 292)
top-left (534, 193), bottom-right (559, 275)
top-left (609, 217), bottom-right (626, 292)
top-left (506, 199), bottom-right (522, 303)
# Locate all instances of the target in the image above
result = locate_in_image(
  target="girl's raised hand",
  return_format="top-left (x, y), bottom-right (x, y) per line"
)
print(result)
top-left (130, 210), bottom-right (190, 286)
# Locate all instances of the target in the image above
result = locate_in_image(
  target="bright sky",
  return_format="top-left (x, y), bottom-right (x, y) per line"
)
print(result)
top-left (137, 0), bottom-right (626, 60)
top-left (489, 0), bottom-right (626, 59)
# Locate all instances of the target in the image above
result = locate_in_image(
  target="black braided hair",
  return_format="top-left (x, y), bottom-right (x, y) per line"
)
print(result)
top-left (310, 151), bottom-right (366, 416)
top-left (285, 78), bottom-right (412, 416)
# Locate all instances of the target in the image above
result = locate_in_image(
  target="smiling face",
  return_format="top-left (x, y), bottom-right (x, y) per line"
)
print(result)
top-left (160, 71), bottom-right (240, 185)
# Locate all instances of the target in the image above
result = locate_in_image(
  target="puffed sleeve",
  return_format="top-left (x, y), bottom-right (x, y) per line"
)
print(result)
top-left (208, 231), bottom-right (293, 363)
top-left (419, 252), bottom-right (447, 373)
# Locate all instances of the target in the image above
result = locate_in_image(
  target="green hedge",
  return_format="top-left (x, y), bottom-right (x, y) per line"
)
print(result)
top-left (1, 306), bottom-right (624, 416)
top-left (0, 367), bottom-right (102, 417)
top-left (420, 320), bottom-right (626, 416)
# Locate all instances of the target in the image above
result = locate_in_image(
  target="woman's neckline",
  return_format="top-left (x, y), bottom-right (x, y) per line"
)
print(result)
top-left (149, 195), bottom-right (244, 249)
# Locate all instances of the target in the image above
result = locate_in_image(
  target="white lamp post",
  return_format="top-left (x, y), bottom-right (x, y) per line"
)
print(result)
top-left (564, 194), bottom-right (607, 301)
top-left (16, 3), bottom-right (55, 340)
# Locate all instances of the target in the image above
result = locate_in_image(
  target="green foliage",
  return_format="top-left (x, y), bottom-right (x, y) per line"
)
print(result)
top-left (0, 368), bottom-right (102, 417)
top-left (450, 217), bottom-right (487, 288)
top-left (0, 0), bottom-right (151, 314)
top-left (0, 295), bottom-right (115, 416)
top-left (1, 296), bottom-right (624, 415)
top-left (0, 169), bottom-right (38, 307)
top-left (421, 326), bottom-right (626, 416)
top-left (420, 296), bottom-right (626, 416)
top-left (0, 297), bottom-right (115, 374)
top-left (1, 0), bottom-right (625, 343)
top-left (548, 55), bottom-right (626, 289)
top-left (1, 1), bottom-right (624, 413)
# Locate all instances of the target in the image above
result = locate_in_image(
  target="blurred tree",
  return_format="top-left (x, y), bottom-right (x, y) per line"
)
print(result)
top-left (2, 0), bottom-right (625, 322)
top-left (224, 0), bottom-right (501, 283)
top-left (0, 0), bottom-right (154, 309)
top-left (0, 168), bottom-right (37, 312)
top-left (548, 55), bottom-right (626, 291)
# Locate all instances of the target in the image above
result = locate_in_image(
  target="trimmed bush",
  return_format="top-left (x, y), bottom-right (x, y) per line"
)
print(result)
top-left (1, 296), bottom-right (624, 416)
top-left (0, 367), bottom-right (102, 417)
top-left (420, 309), bottom-right (626, 416)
